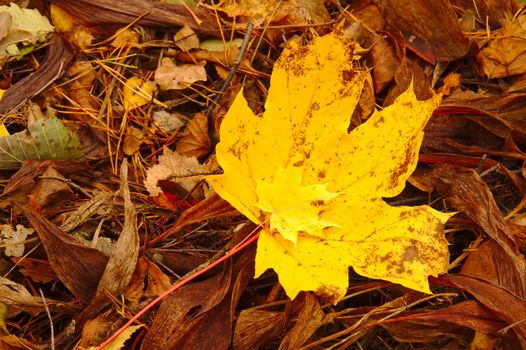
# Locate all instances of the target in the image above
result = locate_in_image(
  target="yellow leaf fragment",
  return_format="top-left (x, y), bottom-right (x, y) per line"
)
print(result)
top-left (50, 4), bottom-right (76, 32)
top-left (207, 31), bottom-right (451, 303)
top-left (123, 76), bottom-right (155, 111)
top-left (0, 124), bottom-right (7, 136)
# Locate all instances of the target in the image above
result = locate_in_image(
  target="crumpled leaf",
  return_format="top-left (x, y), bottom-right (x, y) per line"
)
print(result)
top-left (0, 3), bottom-right (54, 65)
top-left (144, 148), bottom-right (207, 196)
top-left (154, 57), bottom-right (207, 90)
top-left (0, 224), bottom-right (34, 257)
top-left (174, 25), bottom-right (199, 51)
top-left (0, 117), bottom-right (84, 170)
top-left (207, 31), bottom-right (451, 303)
top-left (477, 13), bottom-right (526, 79)
top-left (222, 0), bottom-right (330, 27)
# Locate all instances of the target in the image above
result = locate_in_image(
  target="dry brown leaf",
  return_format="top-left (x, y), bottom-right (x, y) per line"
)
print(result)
top-left (152, 110), bottom-right (185, 132)
top-left (0, 334), bottom-right (40, 350)
top-left (151, 192), bottom-right (239, 244)
top-left (0, 34), bottom-right (75, 114)
top-left (233, 309), bottom-right (288, 350)
top-left (222, 0), bottom-right (329, 26)
top-left (174, 25), bottom-right (199, 51)
top-left (33, 167), bottom-right (77, 210)
top-left (60, 191), bottom-right (113, 233)
top-left (446, 275), bottom-right (526, 345)
top-left (123, 126), bottom-right (148, 156)
top-left (450, 0), bottom-right (517, 27)
top-left (80, 160), bottom-right (139, 321)
top-left (21, 206), bottom-right (109, 303)
top-left (66, 61), bottom-right (100, 121)
top-left (154, 57), bottom-right (207, 90)
top-left (144, 148), bottom-right (207, 196)
top-left (477, 13), bottom-right (526, 79)
top-left (176, 112), bottom-right (211, 158)
top-left (123, 257), bottom-right (171, 305)
top-left (79, 313), bottom-right (128, 348)
top-left (51, 0), bottom-right (220, 36)
top-left (460, 241), bottom-right (499, 284)
top-left (377, 0), bottom-right (469, 63)
top-left (279, 293), bottom-right (334, 349)
top-left (11, 257), bottom-right (56, 284)
top-left (0, 161), bottom-right (92, 212)
top-left (433, 165), bottom-right (526, 297)
top-left (111, 27), bottom-right (139, 48)
top-left (141, 246), bottom-right (255, 350)
top-left (382, 300), bottom-right (508, 344)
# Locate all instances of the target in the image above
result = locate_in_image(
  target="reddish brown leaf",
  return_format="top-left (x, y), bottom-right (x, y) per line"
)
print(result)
top-left (438, 91), bottom-right (526, 147)
top-left (176, 112), bottom-right (211, 158)
top-left (233, 309), bottom-right (288, 350)
top-left (419, 154), bottom-right (526, 194)
top-left (376, 0), bottom-right (469, 63)
top-left (279, 292), bottom-right (334, 349)
top-left (141, 246), bottom-right (255, 350)
top-left (433, 165), bottom-right (526, 297)
top-left (1, 160), bottom-right (93, 209)
top-left (450, 0), bottom-right (517, 27)
top-left (445, 275), bottom-right (526, 345)
top-left (123, 257), bottom-right (171, 305)
top-left (150, 192), bottom-right (239, 245)
top-left (460, 241), bottom-right (499, 284)
top-left (21, 207), bottom-right (108, 303)
top-left (382, 300), bottom-right (508, 342)
top-left (51, 0), bottom-right (219, 36)
top-left (0, 34), bottom-right (74, 113)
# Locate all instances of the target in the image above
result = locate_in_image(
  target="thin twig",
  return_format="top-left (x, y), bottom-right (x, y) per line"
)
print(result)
top-left (37, 176), bottom-right (92, 199)
top-left (96, 227), bottom-right (260, 350)
top-left (206, 22), bottom-right (254, 116)
top-left (39, 289), bottom-right (55, 350)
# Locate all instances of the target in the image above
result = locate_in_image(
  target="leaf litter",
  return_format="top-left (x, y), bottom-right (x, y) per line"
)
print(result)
top-left (0, 1), bottom-right (526, 349)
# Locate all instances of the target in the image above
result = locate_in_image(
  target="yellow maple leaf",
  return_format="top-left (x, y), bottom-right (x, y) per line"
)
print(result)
top-left (206, 31), bottom-right (452, 303)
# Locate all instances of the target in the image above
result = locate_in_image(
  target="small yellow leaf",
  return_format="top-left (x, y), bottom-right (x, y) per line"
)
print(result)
top-left (207, 31), bottom-right (451, 303)
top-left (0, 302), bottom-right (7, 332)
top-left (0, 124), bottom-right (7, 137)
top-left (123, 76), bottom-right (155, 111)
top-left (50, 4), bottom-right (76, 32)
top-left (0, 90), bottom-right (7, 136)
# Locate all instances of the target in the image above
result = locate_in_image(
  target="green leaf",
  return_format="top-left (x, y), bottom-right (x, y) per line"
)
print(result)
top-left (0, 117), bottom-right (84, 169)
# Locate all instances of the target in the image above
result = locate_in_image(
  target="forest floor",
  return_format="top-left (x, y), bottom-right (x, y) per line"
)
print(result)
top-left (1, 0), bottom-right (526, 349)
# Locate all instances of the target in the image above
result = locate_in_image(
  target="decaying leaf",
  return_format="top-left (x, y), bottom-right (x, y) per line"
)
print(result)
top-left (176, 112), bottom-right (211, 158)
top-left (477, 13), bottom-right (526, 79)
top-left (0, 3), bottom-right (54, 66)
top-left (207, 31), bottom-right (451, 303)
top-left (22, 207), bottom-right (109, 303)
top-left (0, 117), bottom-right (84, 170)
top-left (79, 160), bottom-right (140, 323)
top-left (222, 0), bottom-right (330, 27)
top-left (0, 224), bottom-right (34, 257)
top-left (144, 148), bottom-right (207, 196)
top-left (152, 110), bottom-right (186, 132)
top-left (174, 25), bottom-right (199, 51)
top-left (154, 57), bottom-right (207, 90)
